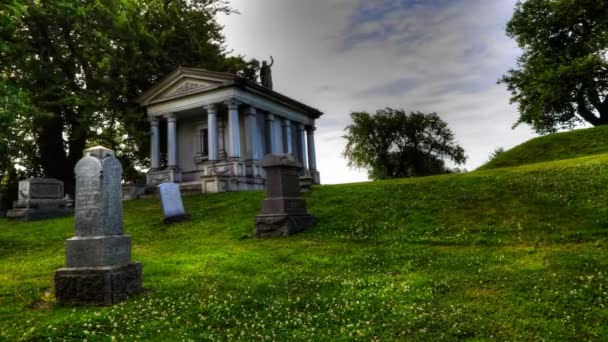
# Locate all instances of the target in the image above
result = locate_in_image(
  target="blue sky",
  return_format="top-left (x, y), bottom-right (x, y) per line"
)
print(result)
top-left (218, 0), bottom-right (537, 184)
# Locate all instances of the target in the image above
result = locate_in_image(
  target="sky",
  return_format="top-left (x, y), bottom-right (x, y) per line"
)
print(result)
top-left (217, 0), bottom-right (537, 184)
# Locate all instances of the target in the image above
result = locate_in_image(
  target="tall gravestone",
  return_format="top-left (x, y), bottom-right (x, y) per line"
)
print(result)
top-left (55, 146), bottom-right (142, 306)
top-left (254, 154), bottom-right (316, 237)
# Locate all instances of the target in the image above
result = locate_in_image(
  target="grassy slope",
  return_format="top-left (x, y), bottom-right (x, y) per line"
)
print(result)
top-left (1, 155), bottom-right (608, 340)
top-left (480, 125), bottom-right (608, 170)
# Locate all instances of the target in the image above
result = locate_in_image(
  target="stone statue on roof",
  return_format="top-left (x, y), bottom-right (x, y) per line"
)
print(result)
top-left (260, 56), bottom-right (274, 90)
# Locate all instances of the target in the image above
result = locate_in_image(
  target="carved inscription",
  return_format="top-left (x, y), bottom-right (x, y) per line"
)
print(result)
top-left (32, 183), bottom-right (62, 199)
top-left (104, 244), bottom-right (129, 257)
top-left (102, 157), bottom-right (123, 235)
top-left (74, 157), bottom-right (102, 236)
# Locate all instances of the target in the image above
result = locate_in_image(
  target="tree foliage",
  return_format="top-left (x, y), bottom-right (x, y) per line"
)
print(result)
top-left (0, 0), bottom-right (258, 192)
top-left (343, 108), bottom-right (467, 180)
top-left (501, 0), bottom-right (608, 134)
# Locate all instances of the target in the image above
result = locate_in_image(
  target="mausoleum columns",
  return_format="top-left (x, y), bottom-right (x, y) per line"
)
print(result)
top-left (265, 113), bottom-right (276, 154)
top-left (205, 105), bottom-right (219, 161)
top-left (282, 119), bottom-right (293, 154)
top-left (245, 106), bottom-right (260, 160)
top-left (225, 99), bottom-right (241, 160)
top-left (149, 117), bottom-right (160, 170)
top-left (165, 113), bottom-right (178, 169)
top-left (306, 126), bottom-right (317, 171)
top-left (274, 115), bottom-right (284, 153)
top-left (297, 124), bottom-right (308, 169)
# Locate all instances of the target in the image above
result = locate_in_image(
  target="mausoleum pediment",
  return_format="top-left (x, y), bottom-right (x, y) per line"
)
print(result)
top-left (158, 80), bottom-right (218, 100)
top-left (136, 67), bottom-right (236, 106)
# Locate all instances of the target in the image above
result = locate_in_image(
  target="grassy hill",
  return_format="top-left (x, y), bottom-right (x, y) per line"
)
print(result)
top-left (2, 154), bottom-right (608, 340)
top-left (480, 125), bottom-right (608, 170)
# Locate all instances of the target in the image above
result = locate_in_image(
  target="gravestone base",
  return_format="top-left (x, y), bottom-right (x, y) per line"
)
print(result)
top-left (163, 214), bottom-right (190, 224)
top-left (54, 262), bottom-right (143, 306)
top-left (6, 207), bottom-right (73, 221)
top-left (254, 213), bottom-right (316, 238)
top-left (65, 235), bottom-right (132, 267)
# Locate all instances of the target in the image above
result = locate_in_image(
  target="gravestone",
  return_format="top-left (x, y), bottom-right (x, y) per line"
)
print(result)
top-left (254, 154), bottom-right (316, 238)
top-left (6, 178), bottom-right (73, 221)
top-left (55, 146), bottom-right (142, 306)
top-left (159, 182), bottom-right (187, 223)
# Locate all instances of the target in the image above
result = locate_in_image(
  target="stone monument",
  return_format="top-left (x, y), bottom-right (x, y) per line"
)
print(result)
top-left (158, 182), bottom-right (187, 223)
top-left (55, 146), bottom-right (142, 306)
top-left (254, 154), bottom-right (315, 238)
top-left (6, 178), bottom-right (73, 221)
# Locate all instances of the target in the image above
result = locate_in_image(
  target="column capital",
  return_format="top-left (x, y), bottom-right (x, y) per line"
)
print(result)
top-left (296, 123), bottom-right (306, 131)
top-left (148, 116), bottom-right (160, 126)
top-left (224, 99), bottom-right (241, 110)
top-left (266, 113), bottom-right (275, 121)
top-left (164, 113), bottom-right (177, 122)
top-left (245, 106), bottom-right (257, 116)
top-left (204, 104), bottom-right (217, 113)
top-left (281, 118), bottom-right (291, 127)
top-left (306, 125), bottom-right (316, 133)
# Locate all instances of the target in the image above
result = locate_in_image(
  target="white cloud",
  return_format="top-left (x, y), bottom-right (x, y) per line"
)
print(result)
top-left (218, 0), bottom-right (536, 184)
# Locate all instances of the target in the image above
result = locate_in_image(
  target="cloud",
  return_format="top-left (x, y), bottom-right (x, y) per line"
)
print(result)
top-left (218, 0), bottom-right (535, 184)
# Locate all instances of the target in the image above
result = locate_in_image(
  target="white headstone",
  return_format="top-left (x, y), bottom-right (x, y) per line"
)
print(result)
top-left (159, 182), bottom-right (186, 221)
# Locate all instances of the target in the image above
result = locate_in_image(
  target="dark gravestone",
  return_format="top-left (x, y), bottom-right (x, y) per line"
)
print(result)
top-left (55, 146), bottom-right (143, 306)
top-left (254, 154), bottom-right (315, 238)
top-left (158, 182), bottom-right (188, 223)
top-left (6, 178), bottom-right (72, 221)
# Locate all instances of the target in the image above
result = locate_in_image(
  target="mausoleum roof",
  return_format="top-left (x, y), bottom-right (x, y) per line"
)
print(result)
top-left (136, 67), bottom-right (323, 119)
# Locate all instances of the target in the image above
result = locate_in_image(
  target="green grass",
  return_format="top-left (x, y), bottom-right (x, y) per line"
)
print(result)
top-left (2, 154), bottom-right (608, 340)
top-left (480, 125), bottom-right (608, 170)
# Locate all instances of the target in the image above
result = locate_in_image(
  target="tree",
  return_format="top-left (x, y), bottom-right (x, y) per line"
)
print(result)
top-left (500, 0), bottom-right (608, 134)
top-left (487, 147), bottom-right (505, 164)
top-left (343, 108), bottom-right (467, 180)
top-left (0, 0), bottom-right (258, 193)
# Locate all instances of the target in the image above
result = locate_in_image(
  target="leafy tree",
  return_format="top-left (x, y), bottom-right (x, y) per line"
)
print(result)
top-left (501, 0), bottom-right (608, 134)
top-left (343, 108), bottom-right (467, 180)
top-left (487, 147), bottom-right (505, 164)
top-left (0, 0), bottom-right (258, 193)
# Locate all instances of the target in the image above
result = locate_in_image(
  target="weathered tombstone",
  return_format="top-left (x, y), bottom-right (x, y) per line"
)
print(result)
top-left (54, 146), bottom-right (142, 306)
top-left (254, 154), bottom-right (316, 237)
top-left (122, 183), bottom-right (147, 201)
top-left (6, 178), bottom-right (73, 221)
top-left (158, 182), bottom-right (187, 223)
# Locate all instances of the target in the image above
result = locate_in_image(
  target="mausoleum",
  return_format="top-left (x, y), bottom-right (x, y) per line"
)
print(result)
top-left (136, 67), bottom-right (322, 193)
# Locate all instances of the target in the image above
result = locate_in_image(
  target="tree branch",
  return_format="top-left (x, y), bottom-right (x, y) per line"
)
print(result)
top-left (576, 95), bottom-right (601, 126)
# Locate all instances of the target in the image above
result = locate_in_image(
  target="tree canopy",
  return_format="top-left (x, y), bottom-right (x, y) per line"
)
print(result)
top-left (343, 108), bottom-right (467, 180)
top-left (0, 0), bottom-right (258, 194)
top-left (501, 0), bottom-right (608, 134)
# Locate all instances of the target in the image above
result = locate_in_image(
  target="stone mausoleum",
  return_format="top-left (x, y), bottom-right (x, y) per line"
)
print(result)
top-left (136, 67), bottom-right (322, 193)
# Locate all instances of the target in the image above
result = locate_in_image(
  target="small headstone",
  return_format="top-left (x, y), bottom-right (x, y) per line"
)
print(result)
top-left (254, 154), bottom-right (316, 238)
top-left (54, 146), bottom-right (143, 306)
top-left (159, 182), bottom-right (188, 223)
top-left (6, 178), bottom-right (72, 221)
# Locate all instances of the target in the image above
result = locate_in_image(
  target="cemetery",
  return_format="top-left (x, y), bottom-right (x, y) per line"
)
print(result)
top-left (1, 0), bottom-right (608, 340)
top-left (1, 127), bottom-right (608, 340)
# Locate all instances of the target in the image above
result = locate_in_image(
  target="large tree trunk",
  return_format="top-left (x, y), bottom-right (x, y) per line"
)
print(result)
top-left (37, 113), bottom-right (68, 182)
